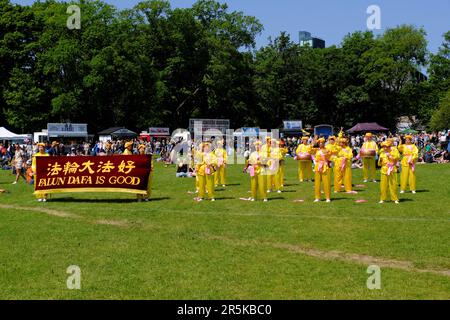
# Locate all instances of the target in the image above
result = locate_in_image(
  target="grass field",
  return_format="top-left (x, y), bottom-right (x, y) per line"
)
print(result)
top-left (0, 159), bottom-right (449, 299)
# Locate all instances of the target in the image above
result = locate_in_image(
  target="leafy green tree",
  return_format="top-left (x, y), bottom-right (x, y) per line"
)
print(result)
top-left (430, 89), bottom-right (450, 131)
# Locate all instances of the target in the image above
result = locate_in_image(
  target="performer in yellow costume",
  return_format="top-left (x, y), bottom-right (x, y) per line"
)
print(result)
top-left (214, 139), bottom-right (227, 187)
top-left (296, 136), bottom-right (313, 182)
top-left (313, 138), bottom-right (332, 202)
top-left (137, 144), bottom-right (153, 202)
top-left (32, 143), bottom-right (50, 202)
top-left (123, 141), bottom-right (134, 155)
top-left (360, 133), bottom-right (378, 182)
top-left (334, 138), bottom-right (353, 193)
top-left (246, 140), bottom-right (268, 202)
top-left (262, 136), bottom-right (277, 193)
top-left (398, 135), bottom-right (418, 194)
top-left (326, 135), bottom-right (341, 187)
top-left (195, 142), bottom-right (217, 201)
top-left (326, 136), bottom-right (341, 160)
top-left (278, 140), bottom-right (288, 187)
top-left (378, 141), bottom-right (400, 204)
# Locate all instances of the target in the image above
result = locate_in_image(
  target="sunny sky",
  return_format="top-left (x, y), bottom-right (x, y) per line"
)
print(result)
top-left (12, 0), bottom-right (450, 53)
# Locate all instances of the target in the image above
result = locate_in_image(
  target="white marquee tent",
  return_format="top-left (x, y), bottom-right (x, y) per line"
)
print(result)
top-left (0, 127), bottom-right (29, 141)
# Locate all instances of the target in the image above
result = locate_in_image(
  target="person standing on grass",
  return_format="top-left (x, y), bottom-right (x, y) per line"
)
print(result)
top-left (195, 142), bottom-right (217, 202)
top-left (313, 138), bottom-right (332, 203)
top-left (32, 143), bottom-right (50, 202)
top-left (360, 133), bottom-right (378, 183)
top-left (12, 144), bottom-right (26, 184)
top-left (334, 138), bottom-right (354, 194)
top-left (214, 139), bottom-right (227, 188)
top-left (295, 136), bottom-right (313, 182)
top-left (398, 134), bottom-right (419, 194)
top-left (245, 140), bottom-right (268, 202)
top-left (378, 141), bottom-right (400, 204)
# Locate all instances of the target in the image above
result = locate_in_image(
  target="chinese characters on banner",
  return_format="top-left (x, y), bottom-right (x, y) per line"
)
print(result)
top-left (34, 155), bottom-right (152, 195)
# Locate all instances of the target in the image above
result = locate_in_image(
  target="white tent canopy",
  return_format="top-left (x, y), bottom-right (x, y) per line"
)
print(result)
top-left (0, 127), bottom-right (29, 140)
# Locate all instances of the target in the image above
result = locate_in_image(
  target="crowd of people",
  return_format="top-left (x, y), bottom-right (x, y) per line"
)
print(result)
top-left (1, 129), bottom-right (449, 203)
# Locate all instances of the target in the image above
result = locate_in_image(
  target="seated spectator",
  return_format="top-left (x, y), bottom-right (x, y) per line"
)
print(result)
top-left (25, 160), bottom-right (34, 185)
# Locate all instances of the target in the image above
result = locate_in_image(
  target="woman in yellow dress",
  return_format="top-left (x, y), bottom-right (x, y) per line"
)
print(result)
top-left (378, 141), bottom-right (400, 204)
top-left (360, 133), bottom-right (378, 182)
top-left (32, 143), bottom-right (50, 202)
top-left (214, 139), bottom-right (227, 187)
top-left (398, 135), bottom-right (418, 194)
top-left (295, 136), bottom-right (313, 182)
top-left (334, 138), bottom-right (354, 193)
top-left (313, 138), bottom-right (332, 203)
top-left (245, 140), bottom-right (268, 202)
top-left (195, 142), bottom-right (217, 202)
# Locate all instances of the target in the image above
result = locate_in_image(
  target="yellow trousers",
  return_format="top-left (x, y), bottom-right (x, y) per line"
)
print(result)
top-left (198, 174), bottom-right (215, 199)
top-left (214, 165), bottom-right (226, 186)
top-left (334, 163), bottom-right (352, 192)
top-left (380, 173), bottom-right (399, 201)
top-left (251, 174), bottom-right (267, 200)
top-left (315, 170), bottom-right (331, 200)
top-left (362, 157), bottom-right (376, 180)
top-left (267, 173), bottom-right (281, 191)
top-left (400, 166), bottom-right (416, 191)
top-left (34, 179), bottom-right (48, 200)
top-left (298, 161), bottom-right (312, 181)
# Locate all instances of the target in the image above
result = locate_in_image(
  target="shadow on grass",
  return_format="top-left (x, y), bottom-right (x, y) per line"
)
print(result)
top-left (50, 197), bottom-right (170, 203)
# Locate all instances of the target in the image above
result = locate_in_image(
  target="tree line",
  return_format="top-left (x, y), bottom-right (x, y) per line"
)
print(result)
top-left (1, 0), bottom-right (449, 134)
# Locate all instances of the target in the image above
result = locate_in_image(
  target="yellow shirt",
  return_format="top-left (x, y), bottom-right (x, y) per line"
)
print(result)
top-left (326, 143), bottom-right (341, 161)
top-left (398, 143), bottom-right (418, 167)
top-left (378, 149), bottom-right (400, 175)
top-left (248, 151), bottom-right (267, 175)
top-left (123, 149), bottom-right (133, 155)
top-left (335, 146), bottom-right (353, 167)
top-left (313, 148), bottom-right (331, 173)
top-left (214, 148), bottom-right (228, 166)
top-left (196, 152), bottom-right (217, 176)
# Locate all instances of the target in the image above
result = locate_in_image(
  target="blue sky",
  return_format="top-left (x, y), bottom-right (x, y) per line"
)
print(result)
top-left (13, 0), bottom-right (450, 53)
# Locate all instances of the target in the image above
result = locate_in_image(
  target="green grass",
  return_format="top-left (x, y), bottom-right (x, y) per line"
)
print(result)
top-left (0, 159), bottom-right (449, 299)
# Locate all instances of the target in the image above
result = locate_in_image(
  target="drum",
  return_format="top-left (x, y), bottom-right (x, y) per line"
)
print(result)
top-left (360, 149), bottom-right (376, 157)
top-left (297, 153), bottom-right (312, 161)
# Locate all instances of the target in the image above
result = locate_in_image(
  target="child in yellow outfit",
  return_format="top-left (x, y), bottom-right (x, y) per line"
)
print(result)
top-left (334, 138), bottom-right (353, 193)
top-left (360, 133), bottom-right (379, 182)
top-left (296, 136), bottom-right (313, 182)
top-left (398, 135), bottom-right (418, 194)
top-left (195, 142), bottom-right (217, 201)
top-left (313, 138), bottom-right (332, 202)
top-left (214, 139), bottom-right (227, 187)
top-left (378, 141), bottom-right (400, 204)
top-left (246, 141), bottom-right (268, 202)
top-left (32, 143), bottom-right (50, 202)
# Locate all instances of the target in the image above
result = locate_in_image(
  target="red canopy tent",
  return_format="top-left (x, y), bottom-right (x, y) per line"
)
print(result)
top-left (347, 122), bottom-right (388, 133)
